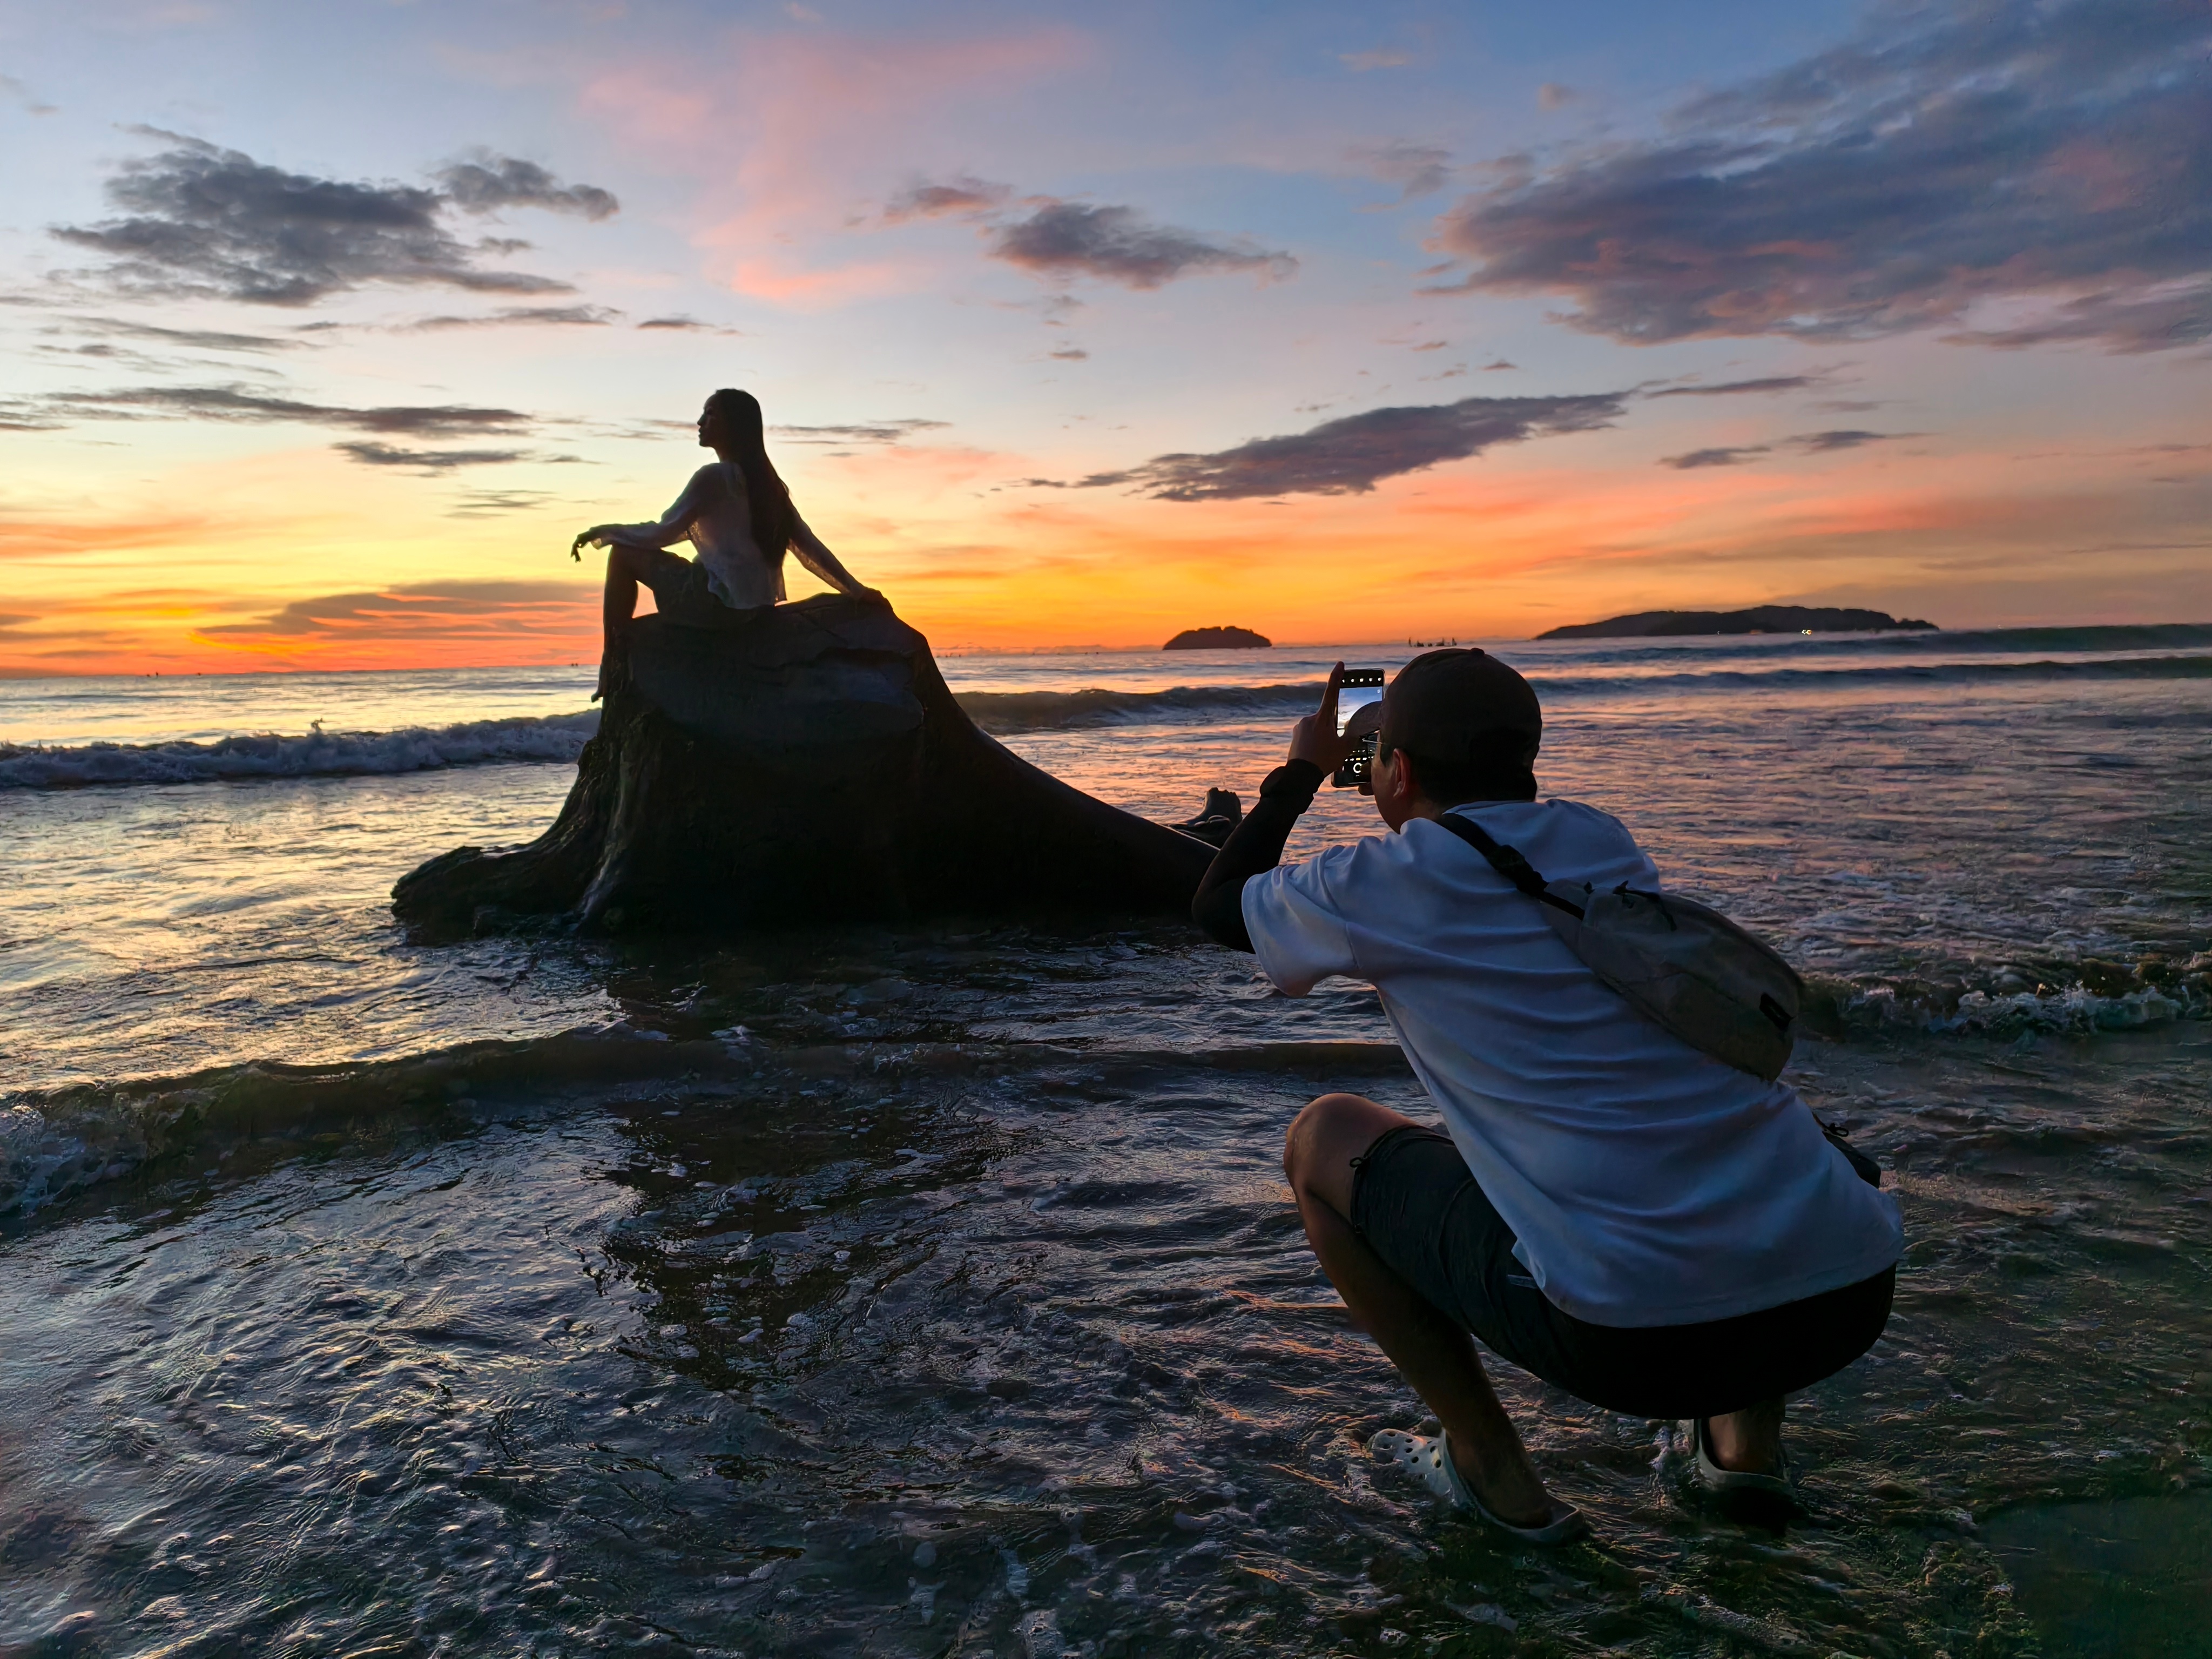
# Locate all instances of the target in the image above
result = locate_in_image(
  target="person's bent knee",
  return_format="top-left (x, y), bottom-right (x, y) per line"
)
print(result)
top-left (1284, 1092), bottom-right (1373, 1182)
top-left (1285, 1093), bottom-right (1417, 1222)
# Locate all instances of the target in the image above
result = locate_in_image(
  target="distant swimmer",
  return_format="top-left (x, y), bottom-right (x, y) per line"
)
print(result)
top-left (1191, 652), bottom-right (1902, 1542)
top-left (571, 387), bottom-right (881, 701)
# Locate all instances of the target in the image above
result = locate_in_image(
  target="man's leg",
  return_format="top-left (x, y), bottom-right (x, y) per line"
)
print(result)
top-left (1284, 1092), bottom-right (1558, 1528)
top-left (1704, 1398), bottom-right (1785, 1473)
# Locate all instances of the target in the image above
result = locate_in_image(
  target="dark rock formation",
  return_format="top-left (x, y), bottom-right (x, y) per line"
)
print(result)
top-left (1163, 625), bottom-right (1271, 650)
top-left (392, 595), bottom-right (1218, 936)
top-left (1537, 605), bottom-right (1936, 640)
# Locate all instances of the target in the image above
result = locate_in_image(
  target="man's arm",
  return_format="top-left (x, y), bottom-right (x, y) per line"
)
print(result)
top-left (1191, 663), bottom-right (1355, 950)
top-left (1191, 759), bottom-right (1325, 950)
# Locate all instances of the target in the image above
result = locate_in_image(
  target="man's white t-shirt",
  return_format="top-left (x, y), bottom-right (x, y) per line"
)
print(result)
top-left (1243, 798), bottom-right (1903, 1329)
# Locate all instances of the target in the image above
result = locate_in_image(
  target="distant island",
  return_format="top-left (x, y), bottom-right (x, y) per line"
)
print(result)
top-left (1537, 605), bottom-right (1936, 640)
top-left (1163, 626), bottom-right (1271, 650)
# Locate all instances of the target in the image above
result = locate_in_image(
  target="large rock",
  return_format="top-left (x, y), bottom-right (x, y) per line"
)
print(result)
top-left (391, 595), bottom-right (1218, 935)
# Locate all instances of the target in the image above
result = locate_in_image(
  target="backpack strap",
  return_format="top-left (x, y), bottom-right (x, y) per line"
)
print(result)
top-left (1436, 814), bottom-right (1587, 919)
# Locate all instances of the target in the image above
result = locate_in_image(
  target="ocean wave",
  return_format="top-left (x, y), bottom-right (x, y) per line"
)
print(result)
top-left (957, 655), bottom-right (2212, 731)
top-left (1793, 623), bottom-right (2212, 655)
top-left (0, 1028), bottom-right (1416, 1218)
top-left (954, 683), bottom-right (1320, 733)
top-left (7, 650), bottom-right (2207, 788)
top-left (0, 1026), bottom-right (752, 1218)
top-left (9, 955), bottom-right (2204, 1220)
top-left (0, 711), bottom-right (601, 790)
top-left (1529, 651), bottom-right (2212, 702)
top-left (1804, 957), bottom-right (2210, 1040)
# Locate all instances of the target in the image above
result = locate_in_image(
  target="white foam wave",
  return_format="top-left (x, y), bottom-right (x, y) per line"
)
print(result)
top-left (1826, 979), bottom-right (2203, 1037)
top-left (0, 711), bottom-right (601, 790)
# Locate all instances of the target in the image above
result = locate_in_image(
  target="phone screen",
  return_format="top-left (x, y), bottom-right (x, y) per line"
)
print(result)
top-left (1336, 670), bottom-right (1386, 736)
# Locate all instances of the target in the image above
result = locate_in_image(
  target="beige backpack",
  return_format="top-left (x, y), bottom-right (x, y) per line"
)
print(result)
top-left (1438, 813), bottom-right (1803, 1083)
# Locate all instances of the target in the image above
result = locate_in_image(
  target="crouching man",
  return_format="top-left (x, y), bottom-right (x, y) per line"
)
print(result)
top-left (1191, 651), bottom-right (1902, 1542)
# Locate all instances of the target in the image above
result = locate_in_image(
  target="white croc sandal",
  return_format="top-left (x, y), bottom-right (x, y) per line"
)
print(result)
top-left (1685, 1418), bottom-right (1796, 1503)
top-left (1369, 1428), bottom-right (1590, 1546)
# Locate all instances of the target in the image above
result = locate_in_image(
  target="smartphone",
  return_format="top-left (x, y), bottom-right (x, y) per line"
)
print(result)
top-left (1332, 669), bottom-right (1387, 788)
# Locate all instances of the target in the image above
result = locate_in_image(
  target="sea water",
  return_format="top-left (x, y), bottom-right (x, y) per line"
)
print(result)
top-left (1, 625), bottom-right (2207, 1655)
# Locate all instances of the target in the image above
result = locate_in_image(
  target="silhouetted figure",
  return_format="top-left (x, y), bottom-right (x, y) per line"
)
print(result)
top-left (572, 388), bottom-right (878, 700)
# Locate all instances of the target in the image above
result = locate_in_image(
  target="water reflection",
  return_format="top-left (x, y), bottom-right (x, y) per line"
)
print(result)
top-left (5, 1009), bottom-right (2208, 1654)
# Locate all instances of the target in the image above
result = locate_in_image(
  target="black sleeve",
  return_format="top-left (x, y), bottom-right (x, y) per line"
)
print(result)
top-left (1190, 759), bottom-right (1325, 952)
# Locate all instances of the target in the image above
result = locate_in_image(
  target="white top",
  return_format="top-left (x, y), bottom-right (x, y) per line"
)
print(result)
top-left (1243, 799), bottom-right (1903, 1328)
top-left (598, 462), bottom-right (855, 610)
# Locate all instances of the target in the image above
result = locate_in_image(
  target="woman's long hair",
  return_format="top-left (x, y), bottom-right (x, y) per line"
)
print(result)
top-left (707, 388), bottom-right (794, 568)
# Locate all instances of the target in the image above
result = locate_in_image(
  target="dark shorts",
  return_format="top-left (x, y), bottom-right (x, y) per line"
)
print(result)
top-left (634, 550), bottom-right (754, 630)
top-left (1351, 1125), bottom-right (1894, 1419)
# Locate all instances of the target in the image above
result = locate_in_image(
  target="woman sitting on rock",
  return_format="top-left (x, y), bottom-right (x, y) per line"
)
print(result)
top-left (572, 387), bottom-right (880, 700)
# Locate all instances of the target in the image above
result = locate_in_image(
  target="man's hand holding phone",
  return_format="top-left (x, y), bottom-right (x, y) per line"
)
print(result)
top-left (1289, 663), bottom-right (1353, 773)
top-left (1289, 664), bottom-right (1390, 790)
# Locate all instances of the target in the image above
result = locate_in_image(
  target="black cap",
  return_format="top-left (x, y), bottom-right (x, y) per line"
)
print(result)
top-left (1379, 649), bottom-right (1542, 794)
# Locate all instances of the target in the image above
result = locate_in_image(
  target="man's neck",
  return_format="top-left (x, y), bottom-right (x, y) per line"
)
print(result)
top-left (1397, 793), bottom-right (1532, 829)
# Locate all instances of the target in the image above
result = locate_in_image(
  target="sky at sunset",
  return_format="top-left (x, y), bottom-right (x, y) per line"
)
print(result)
top-left (2, 0), bottom-right (2207, 675)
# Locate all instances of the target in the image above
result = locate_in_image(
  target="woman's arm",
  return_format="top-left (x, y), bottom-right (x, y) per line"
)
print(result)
top-left (787, 511), bottom-right (879, 597)
top-left (570, 468), bottom-right (719, 559)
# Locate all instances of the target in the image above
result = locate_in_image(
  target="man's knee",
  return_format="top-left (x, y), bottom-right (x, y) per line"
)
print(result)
top-left (1284, 1091), bottom-right (1405, 1199)
top-left (1285, 1091), bottom-right (1357, 1179)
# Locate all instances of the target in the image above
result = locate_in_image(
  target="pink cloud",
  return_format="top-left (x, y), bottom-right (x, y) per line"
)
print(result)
top-left (581, 25), bottom-right (1088, 306)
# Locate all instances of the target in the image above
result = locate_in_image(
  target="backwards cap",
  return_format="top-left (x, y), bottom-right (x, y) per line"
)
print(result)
top-left (1379, 648), bottom-right (1542, 798)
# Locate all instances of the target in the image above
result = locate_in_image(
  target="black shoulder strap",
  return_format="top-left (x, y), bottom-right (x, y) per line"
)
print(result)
top-left (1436, 814), bottom-right (1587, 919)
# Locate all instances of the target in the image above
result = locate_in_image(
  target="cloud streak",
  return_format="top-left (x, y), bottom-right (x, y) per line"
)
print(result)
top-left (435, 154), bottom-right (618, 220)
top-left (199, 581), bottom-right (595, 642)
top-left (1427, 0), bottom-right (2212, 352)
top-left (25, 383), bottom-right (532, 436)
top-left (772, 419), bottom-right (949, 444)
top-left (51, 133), bottom-right (617, 306)
top-left (883, 177), bottom-right (1296, 290)
top-left (882, 174), bottom-right (1011, 222)
top-left (1657, 429), bottom-right (1914, 468)
top-left (1, 73), bottom-right (57, 116)
top-left (334, 441), bottom-right (532, 471)
top-left (1079, 392), bottom-right (1626, 500)
top-left (989, 202), bottom-right (1294, 289)
top-left (56, 315), bottom-right (306, 354)
top-left (1643, 375), bottom-right (1818, 399)
top-left (1351, 141), bottom-right (1453, 203)
top-left (409, 305), bottom-right (621, 330)
top-left (0, 382), bottom-right (544, 468)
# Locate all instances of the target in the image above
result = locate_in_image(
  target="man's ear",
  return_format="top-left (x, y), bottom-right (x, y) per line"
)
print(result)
top-left (1391, 748), bottom-right (1423, 805)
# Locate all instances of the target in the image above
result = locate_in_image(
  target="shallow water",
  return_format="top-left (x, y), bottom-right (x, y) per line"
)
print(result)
top-left (2, 626), bottom-right (2209, 1655)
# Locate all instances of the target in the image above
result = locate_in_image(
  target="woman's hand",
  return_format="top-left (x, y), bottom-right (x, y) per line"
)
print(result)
top-left (1287, 662), bottom-right (1354, 773)
top-left (570, 527), bottom-right (607, 562)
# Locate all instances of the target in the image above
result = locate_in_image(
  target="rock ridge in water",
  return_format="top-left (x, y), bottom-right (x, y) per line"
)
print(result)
top-left (1538, 605), bottom-right (1936, 639)
top-left (390, 595), bottom-right (1217, 935)
top-left (1162, 625), bottom-right (1271, 650)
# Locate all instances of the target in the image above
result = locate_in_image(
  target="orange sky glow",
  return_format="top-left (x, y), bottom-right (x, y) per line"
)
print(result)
top-left (3, 1), bottom-right (2206, 678)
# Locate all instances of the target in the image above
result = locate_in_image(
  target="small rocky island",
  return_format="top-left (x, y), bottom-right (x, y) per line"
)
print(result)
top-left (1163, 626), bottom-right (1271, 650)
top-left (1539, 605), bottom-right (1936, 640)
